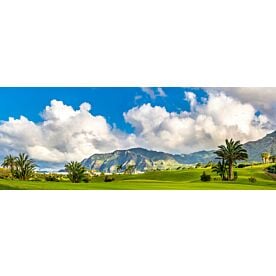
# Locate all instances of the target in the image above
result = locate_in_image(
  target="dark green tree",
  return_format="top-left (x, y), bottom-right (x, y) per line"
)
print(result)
top-left (2, 154), bottom-right (17, 176)
top-left (13, 153), bottom-right (36, 180)
top-left (65, 161), bottom-right (86, 183)
top-left (215, 139), bottom-right (248, 181)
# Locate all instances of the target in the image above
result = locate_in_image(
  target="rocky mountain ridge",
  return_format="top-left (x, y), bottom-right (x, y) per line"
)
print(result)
top-left (82, 130), bottom-right (276, 172)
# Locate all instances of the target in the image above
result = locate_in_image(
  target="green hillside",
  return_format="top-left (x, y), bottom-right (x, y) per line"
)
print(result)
top-left (244, 131), bottom-right (276, 161)
top-left (81, 131), bottom-right (276, 172)
top-left (82, 148), bottom-right (184, 172)
top-left (0, 164), bottom-right (275, 190)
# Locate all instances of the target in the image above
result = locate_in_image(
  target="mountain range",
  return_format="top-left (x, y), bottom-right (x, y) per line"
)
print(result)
top-left (81, 130), bottom-right (276, 172)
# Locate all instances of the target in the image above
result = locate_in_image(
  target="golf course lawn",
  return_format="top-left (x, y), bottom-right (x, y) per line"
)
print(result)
top-left (0, 164), bottom-right (275, 190)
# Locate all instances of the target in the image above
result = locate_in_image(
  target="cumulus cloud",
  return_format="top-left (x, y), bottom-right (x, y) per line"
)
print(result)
top-left (0, 100), bottom-right (136, 162)
top-left (205, 87), bottom-right (276, 127)
top-left (124, 92), bottom-right (273, 153)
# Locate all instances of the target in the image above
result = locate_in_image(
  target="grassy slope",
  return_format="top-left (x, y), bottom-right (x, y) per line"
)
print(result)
top-left (0, 165), bottom-right (275, 190)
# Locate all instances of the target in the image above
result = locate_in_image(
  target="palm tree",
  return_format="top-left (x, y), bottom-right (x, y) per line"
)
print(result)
top-left (215, 139), bottom-right (248, 181)
top-left (2, 154), bottom-right (17, 175)
top-left (212, 159), bottom-right (227, 180)
top-left (261, 152), bottom-right (270, 164)
top-left (14, 153), bottom-right (36, 180)
top-left (65, 161), bottom-right (86, 183)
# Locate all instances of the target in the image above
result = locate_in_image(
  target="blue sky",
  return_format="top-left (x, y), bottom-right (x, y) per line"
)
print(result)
top-left (0, 87), bottom-right (207, 132)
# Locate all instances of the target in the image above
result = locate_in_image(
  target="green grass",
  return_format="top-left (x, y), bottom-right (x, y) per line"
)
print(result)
top-left (0, 164), bottom-right (275, 190)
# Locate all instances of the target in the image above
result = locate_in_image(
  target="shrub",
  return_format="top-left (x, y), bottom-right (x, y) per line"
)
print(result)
top-left (248, 177), bottom-right (257, 183)
top-left (234, 171), bottom-right (238, 180)
top-left (45, 174), bottom-right (60, 182)
top-left (0, 168), bottom-right (11, 179)
top-left (237, 164), bottom-right (251, 168)
top-left (35, 173), bottom-right (47, 181)
top-left (267, 165), bottom-right (276, 174)
top-left (200, 171), bottom-right (211, 182)
top-left (83, 174), bottom-right (93, 183)
top-left (104, 176), bottom-right (115, 182)
top-left (195, 163), bottom-right (202, 168)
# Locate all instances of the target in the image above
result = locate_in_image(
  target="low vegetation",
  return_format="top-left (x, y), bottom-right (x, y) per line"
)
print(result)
top-left (104, 175), bottom-right (115, 182)
top-left (200, 171), bottom-right (211, 182)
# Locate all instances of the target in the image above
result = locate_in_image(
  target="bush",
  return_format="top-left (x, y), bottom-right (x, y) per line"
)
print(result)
top-left (0, 168), bottom-right (12, 179)
top-left (45, 174), bottom-right (60, 182)
top-left (234, 171), bottom-right (238, 180)
top-left (104, 176), bottom-right (115, 182)
top-left (267, 165), bottom-right (276, 174)
top-left (248, 177), bottom-right (257, 183)
top-left (195, 163), bottom-right (202, 168)
top-left (200, 171), bottom-right (211, 182)
top-left (237, 164), bottom-right (251, 168)
top-left (83, 174), bottom-right (93, 183)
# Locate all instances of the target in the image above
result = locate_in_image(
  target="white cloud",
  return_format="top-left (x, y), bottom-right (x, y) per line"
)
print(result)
top-left (0, 100), bottom-right (136, 162)
top-left (205, 87), bottom-right (276, 127)
top-left (134, 95), bottom-right (143, 101)
top-left (124, 92), bottom-right (272, 153)
top-left (141, 87), bottom-right (167, 99)
top-left (141, 87), bottom-right (156, 99)
top-left (157, 87), bottom-right (167, 97)
top-left (185, 91), bottom-right (197, 112)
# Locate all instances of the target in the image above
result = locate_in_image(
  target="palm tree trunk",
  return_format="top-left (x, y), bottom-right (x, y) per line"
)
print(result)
top-left (228, 161), bottom-right (233, 181)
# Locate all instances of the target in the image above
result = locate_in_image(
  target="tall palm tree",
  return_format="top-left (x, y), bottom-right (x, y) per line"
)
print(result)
top-left (2, 154), bottom-right (17, 175)
top-left (14, 153), bottom-right (36, 180)
top-left (65, 161), bottom-right (86, 183)
top-left (215, 139), bottom-right (248, 181)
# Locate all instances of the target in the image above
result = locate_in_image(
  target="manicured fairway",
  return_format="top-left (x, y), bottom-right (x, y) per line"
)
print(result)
top-left (0, 165), bottom-right (275, 190)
